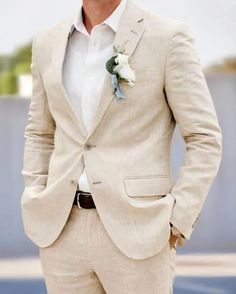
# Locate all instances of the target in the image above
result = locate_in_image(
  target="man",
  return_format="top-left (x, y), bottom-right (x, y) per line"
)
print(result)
top-left (21, 0), bottom-right (222, 293)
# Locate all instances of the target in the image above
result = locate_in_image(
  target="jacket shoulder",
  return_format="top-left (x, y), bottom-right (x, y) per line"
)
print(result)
top-left (139, 5), bottom-right (193, 39)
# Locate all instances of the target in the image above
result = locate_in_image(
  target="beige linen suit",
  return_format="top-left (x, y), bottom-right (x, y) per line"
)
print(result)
top-left (21, 0), bottom-right (222, 266)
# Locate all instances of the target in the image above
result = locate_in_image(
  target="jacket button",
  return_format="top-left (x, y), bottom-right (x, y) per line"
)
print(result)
top-left (85, 143), bottom-right (96, 150)
top-left (70, 179), bottom-right (76, 185)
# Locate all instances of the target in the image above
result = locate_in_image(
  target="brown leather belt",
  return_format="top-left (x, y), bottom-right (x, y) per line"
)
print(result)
top-left (73, 190), bottom-right (96, 209)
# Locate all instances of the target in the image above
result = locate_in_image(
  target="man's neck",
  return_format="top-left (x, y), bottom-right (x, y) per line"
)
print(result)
top-left (82, 0), bottom-right (122, 34)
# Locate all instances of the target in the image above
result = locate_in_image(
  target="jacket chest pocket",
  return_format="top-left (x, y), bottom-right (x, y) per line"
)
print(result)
top-left (123, 175), bottom-right (173, 197)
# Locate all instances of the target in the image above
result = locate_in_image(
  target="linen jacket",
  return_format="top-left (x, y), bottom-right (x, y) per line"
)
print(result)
top-left (21, 0), bottom-right (222, 259)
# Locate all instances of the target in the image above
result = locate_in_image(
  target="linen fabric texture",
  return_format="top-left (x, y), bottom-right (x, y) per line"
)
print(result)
top-left (21, 0), bottom-right (222, 260)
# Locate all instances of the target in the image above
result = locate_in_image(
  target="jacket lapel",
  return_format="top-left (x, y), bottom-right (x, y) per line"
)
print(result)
top-left (53, 12), bottom-right (88, 138)
top-left (86, 0), bottom-right (145, 139)
top-left (53, 0), bottom-right (145, 140)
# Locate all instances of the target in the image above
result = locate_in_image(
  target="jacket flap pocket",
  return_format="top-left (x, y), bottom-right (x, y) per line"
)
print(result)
top-left (124, 175), bottom-right (173, 197)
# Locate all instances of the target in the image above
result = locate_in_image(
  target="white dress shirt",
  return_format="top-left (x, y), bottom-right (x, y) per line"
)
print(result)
top-left (62, 0), bottom-right (127, 192)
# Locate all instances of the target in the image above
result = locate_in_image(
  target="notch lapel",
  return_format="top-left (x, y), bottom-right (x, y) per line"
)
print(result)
top-left (86, 0), bottom-right (145, 139)
top-left (53, 12), bottom-right (88, 138)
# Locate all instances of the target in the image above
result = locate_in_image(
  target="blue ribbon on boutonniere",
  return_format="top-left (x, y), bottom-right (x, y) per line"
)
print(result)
top-left (111, 74), bottom-right (126, 100)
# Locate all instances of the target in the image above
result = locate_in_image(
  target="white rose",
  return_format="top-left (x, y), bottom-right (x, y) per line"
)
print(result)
top-left (115, 53), bottom-right (129, 66)
top-left (113, 64), bottom-right (135, 85)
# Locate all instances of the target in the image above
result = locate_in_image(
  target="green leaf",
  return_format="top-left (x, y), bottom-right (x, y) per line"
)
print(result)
top-left (106, 55), bottom-right (117, 74)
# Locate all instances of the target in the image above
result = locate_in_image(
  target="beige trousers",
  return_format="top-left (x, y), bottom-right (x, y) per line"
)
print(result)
top-left (39, 205), bottom-right (176, 294)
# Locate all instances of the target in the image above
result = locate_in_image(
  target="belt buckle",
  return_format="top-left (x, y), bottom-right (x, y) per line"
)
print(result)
top-left (76, 192), bottom-right (82, 209)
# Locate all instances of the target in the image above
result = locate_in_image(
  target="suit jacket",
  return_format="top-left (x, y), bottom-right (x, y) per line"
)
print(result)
top-left (21, 0), bottom-right (222, 260)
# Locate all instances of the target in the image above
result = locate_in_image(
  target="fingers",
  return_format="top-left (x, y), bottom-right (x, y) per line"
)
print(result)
top-left (169, 235), bottom-right (179, 249)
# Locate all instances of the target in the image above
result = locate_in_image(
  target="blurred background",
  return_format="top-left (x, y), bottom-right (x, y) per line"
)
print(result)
top-left (0, 0), bottom-right (236, 293)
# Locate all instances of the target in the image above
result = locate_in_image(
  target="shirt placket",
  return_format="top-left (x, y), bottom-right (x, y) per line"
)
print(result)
top-left (80, 27), bottom-right (101, 133)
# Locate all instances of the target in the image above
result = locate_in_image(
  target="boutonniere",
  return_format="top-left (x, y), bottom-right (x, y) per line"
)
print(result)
top-left (106, 45), bottom-right (135, 100)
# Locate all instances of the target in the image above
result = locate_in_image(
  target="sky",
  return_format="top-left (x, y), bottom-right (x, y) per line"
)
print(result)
top-left (1, 0), bottom-right (236, 67)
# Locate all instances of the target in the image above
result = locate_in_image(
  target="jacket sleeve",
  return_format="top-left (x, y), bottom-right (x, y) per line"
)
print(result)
top-left (21, 33), bottom-right (55, 195)
top-left (164, 21), bottom-right (222, 239)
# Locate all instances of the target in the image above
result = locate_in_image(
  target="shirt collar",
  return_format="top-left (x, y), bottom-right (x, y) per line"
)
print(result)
top-left (69, 0), bottom-right (127, 37)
